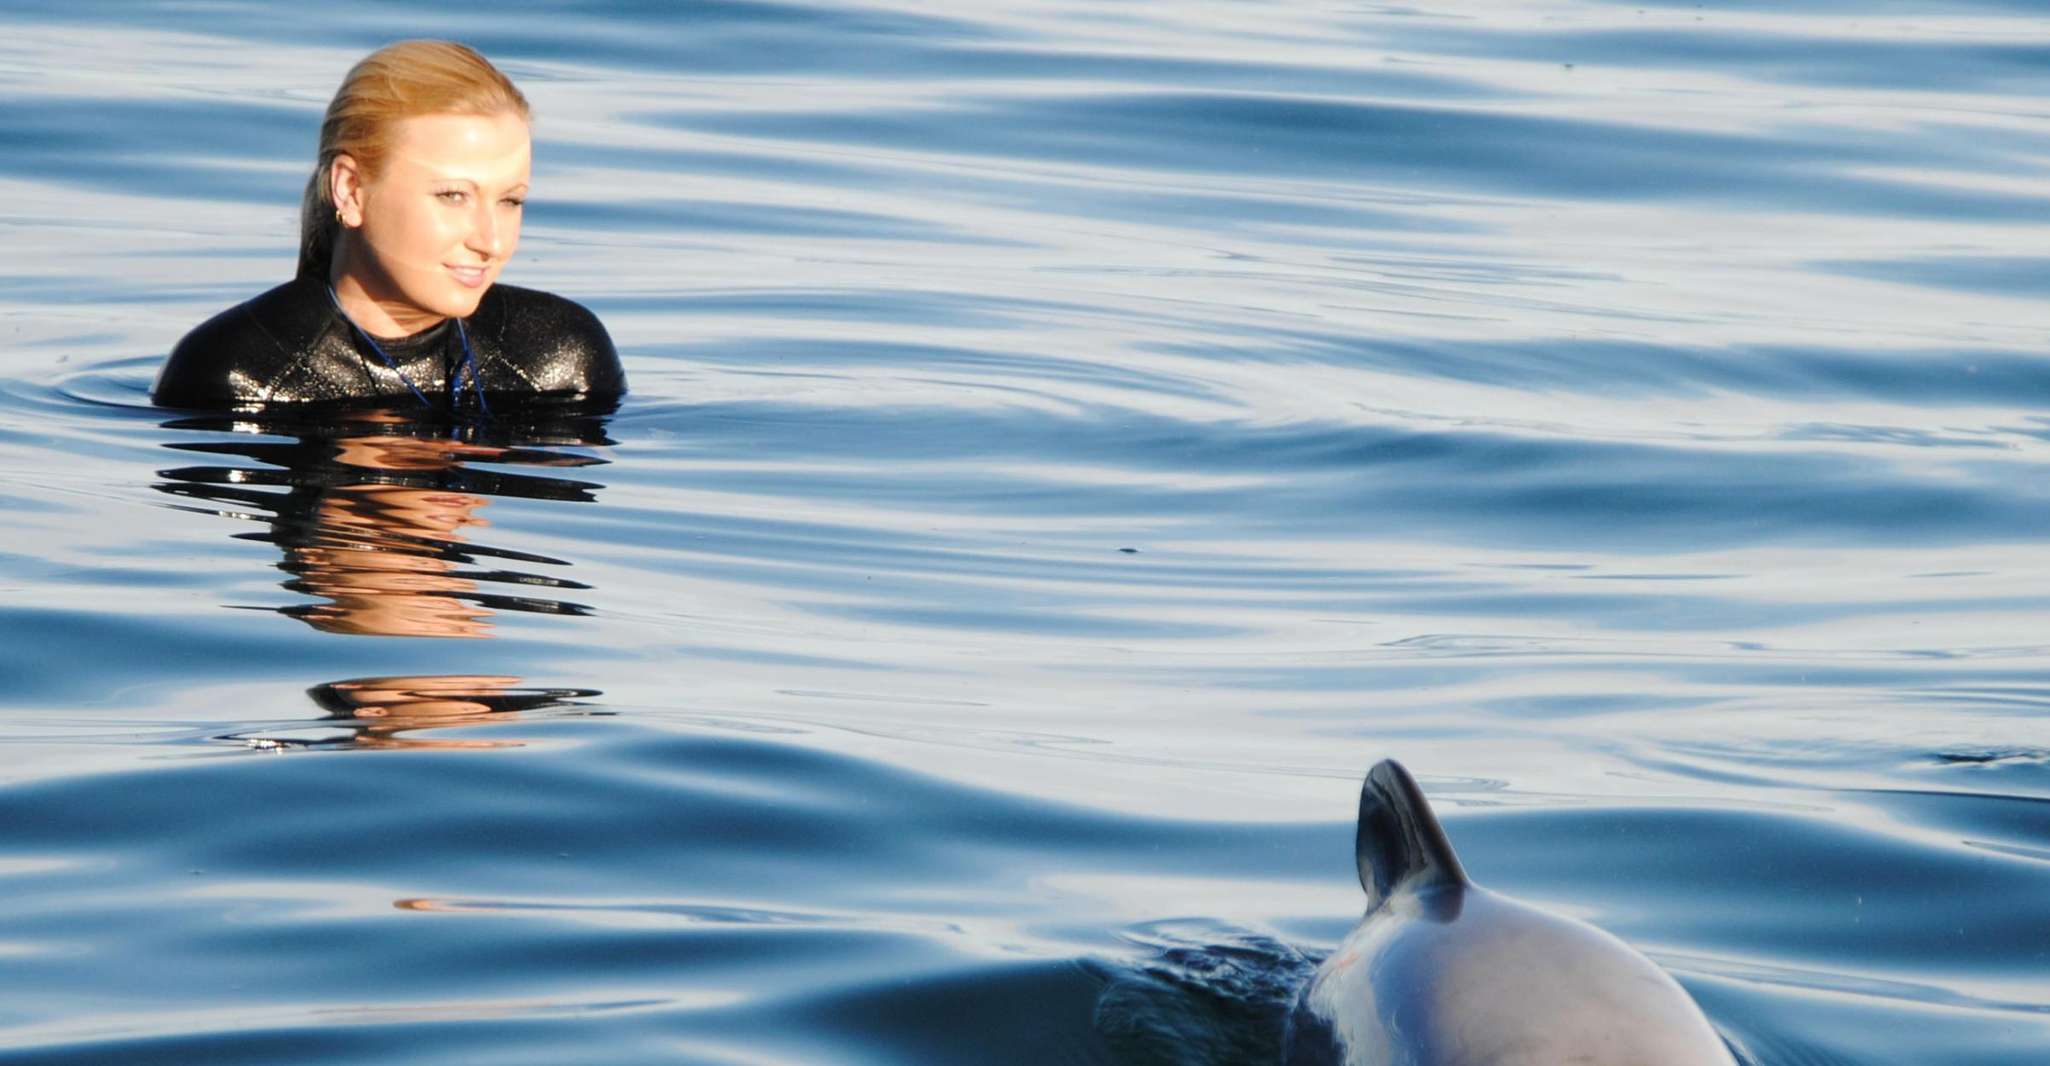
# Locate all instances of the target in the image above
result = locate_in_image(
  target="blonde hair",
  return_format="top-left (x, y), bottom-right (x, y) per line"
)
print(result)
top-left (297, 40), bottom-right (531, 279)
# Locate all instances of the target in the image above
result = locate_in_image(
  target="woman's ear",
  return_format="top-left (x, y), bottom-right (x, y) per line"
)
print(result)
top-left (330, 154), bottom-right (365, 228)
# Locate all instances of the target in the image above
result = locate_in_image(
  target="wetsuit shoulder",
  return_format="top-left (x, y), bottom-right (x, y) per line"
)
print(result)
top-left (469, 284), bottom-right (626, 399)
top-left (153, 279), bottom-right (332, 407)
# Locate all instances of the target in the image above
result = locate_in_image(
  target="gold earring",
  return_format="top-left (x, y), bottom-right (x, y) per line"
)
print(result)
top-left (335, 207), bottom-right (346, 225)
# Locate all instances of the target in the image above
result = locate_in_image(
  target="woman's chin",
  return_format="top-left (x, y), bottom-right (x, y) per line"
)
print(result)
top-left (411, 287), bottom-right (490, 323)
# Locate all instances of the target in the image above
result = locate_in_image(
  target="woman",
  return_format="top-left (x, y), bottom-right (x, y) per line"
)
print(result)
top-left (154, 40), bottom-right (625, 409)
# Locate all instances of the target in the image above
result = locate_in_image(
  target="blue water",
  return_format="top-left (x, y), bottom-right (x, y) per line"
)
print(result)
top-left (4, 2), bottom-right (2049, 1062)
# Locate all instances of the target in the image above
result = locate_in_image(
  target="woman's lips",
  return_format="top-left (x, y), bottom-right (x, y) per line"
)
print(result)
top-left (447, 265), bottom-right (489, 288)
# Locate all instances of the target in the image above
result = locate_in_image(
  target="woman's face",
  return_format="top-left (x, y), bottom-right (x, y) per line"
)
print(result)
top-left (331, 111), bottom-right (531, 334)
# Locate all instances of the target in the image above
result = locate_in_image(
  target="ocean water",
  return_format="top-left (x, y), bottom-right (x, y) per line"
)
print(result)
top-left (2, 1), bottom-right (2048, 1062)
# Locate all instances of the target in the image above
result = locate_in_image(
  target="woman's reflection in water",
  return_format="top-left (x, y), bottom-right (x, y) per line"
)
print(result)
top-left (300, 674), bottom-right (603, 749)
top-left (288, 434), bottom-right (508, 638)
top-left (157, 404), bottom-right (613, 637)
top-left (154, 403), bottom-right (615, 746)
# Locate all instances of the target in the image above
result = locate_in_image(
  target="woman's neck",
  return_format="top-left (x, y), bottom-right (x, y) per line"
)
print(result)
top-left (327, 246), bottom-right (447, 339)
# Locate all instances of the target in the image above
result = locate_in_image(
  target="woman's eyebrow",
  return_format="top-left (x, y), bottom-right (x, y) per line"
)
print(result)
top-left (429, 176), bottom-right (531, 192)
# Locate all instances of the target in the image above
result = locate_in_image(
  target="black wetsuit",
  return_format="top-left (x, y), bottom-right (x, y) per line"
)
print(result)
top-left (153, 275), bottom-right (625, 408)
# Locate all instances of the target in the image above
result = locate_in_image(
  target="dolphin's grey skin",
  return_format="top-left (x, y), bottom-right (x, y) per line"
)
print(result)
top-left (1281, 761), bottom-right (1738, 1066)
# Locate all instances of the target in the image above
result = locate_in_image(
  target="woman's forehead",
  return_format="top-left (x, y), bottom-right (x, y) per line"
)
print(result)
top-left (385, 112), bottom-right (531, 183)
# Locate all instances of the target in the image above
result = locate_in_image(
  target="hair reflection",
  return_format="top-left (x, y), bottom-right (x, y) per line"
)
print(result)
top-left (153, 403), bottom-right (614, 638)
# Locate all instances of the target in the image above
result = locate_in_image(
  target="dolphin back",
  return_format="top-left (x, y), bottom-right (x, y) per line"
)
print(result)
top-left (1356, 760), bottom-right (1469, 909)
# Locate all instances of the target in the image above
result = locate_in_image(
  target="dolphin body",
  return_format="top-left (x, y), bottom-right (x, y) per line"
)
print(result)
top-left (1282, 761), bottom-right (1737, 1066)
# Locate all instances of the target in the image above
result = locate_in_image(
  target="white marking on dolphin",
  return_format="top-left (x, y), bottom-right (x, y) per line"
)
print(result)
top-left (1282, 760), bottom-right (1738, 1066)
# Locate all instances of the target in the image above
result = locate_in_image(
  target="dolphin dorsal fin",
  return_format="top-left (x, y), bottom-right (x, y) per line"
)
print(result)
top-left (1355, 759), bottom-right (1470, 909)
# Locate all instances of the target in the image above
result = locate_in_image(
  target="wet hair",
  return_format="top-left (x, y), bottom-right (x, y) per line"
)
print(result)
top-left (296, 40), bottom-right (531, 279)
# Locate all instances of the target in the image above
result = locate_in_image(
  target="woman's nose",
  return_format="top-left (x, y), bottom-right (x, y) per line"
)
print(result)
top-left (467, 206), bottom-right (503, 259)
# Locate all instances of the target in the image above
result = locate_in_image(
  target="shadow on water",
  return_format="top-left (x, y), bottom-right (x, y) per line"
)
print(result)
top-left (1091, 921), bottom-right (1319, 1066)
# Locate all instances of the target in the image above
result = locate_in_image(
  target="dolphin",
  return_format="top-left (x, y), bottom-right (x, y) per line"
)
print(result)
top-left (1282, 760), bottom-right (1737, 1066)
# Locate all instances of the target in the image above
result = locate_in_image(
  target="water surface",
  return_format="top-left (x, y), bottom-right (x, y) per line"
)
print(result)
top-left (3, 2), bottom-right (2049, 1063)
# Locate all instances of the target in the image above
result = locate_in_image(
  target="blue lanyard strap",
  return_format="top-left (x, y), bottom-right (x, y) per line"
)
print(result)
top-left (327, 286), bottom-right (491, 417)
top-left (452, 318), bottom-right (492, 417)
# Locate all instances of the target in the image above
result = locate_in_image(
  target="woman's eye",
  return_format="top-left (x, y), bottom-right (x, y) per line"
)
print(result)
top-left (436, 190), bottom-right (467, 204)
top-left (501, 198), bottom-right (525, 209)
